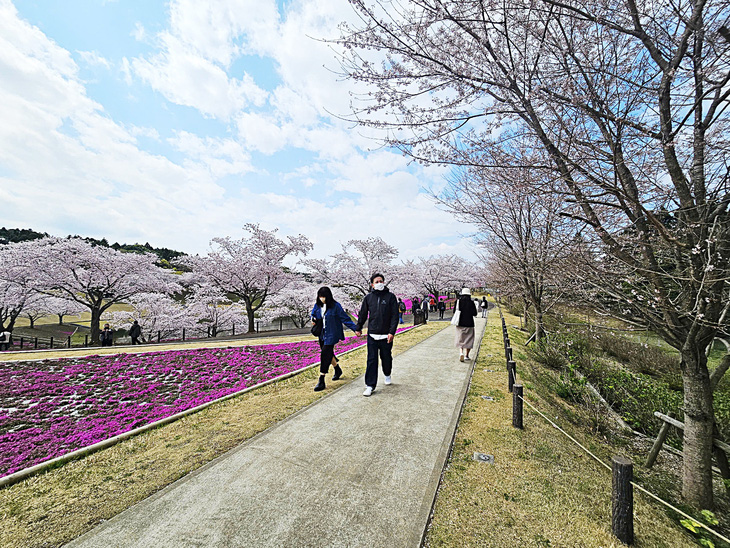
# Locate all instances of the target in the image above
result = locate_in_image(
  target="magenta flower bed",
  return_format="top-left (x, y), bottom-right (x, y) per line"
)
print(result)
top-left (0, 328), bottom-right (413, 477)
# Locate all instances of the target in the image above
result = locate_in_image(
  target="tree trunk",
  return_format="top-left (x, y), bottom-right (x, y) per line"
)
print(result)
top-left (90, 306), bottom-right (102, 345)
top-left (680, 346), bottom-right (715, 508)
top-left (246, 305), bottom-right (256, 333)
top-left (58, 314), bottom-right (64, 325)
top-left (29, 317), bottom-right (35, 329)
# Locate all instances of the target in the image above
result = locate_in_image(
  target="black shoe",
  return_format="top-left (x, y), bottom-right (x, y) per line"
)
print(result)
top-left (314, 375), bottom-right (326, 392)
top-left (332, 365), bottom-right (343, 381)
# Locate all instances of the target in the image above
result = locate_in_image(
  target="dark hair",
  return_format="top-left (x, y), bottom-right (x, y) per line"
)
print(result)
top-left (370, 272), bottom-right (385, 284)
top-left (316, 286), bottom-right (337, 309)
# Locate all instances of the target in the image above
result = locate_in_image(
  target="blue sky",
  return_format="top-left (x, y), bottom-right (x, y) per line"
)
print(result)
top-left (0, 0), bottom-right (478, 260)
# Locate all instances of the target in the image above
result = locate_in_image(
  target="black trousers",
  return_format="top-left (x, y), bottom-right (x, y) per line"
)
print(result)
top-left (318, 340), bottom-right (336, 374)
top-left (365, 336), bottom-right (393, 388)
top-left (438, 309), bottom-right (444, 319)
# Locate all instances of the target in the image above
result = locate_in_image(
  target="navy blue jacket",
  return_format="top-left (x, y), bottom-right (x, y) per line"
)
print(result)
top-left (356, 288), bottom-right (399, 336)
top-left (311, 301), bottom-right (358, 345)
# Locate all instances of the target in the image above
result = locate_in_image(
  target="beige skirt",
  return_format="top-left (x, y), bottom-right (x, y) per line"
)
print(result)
top-left (454, 326), bottom-right (475, 349)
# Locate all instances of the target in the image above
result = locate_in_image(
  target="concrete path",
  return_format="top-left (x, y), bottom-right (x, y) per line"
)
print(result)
top-left (66, 318), bottom-right (487, 548)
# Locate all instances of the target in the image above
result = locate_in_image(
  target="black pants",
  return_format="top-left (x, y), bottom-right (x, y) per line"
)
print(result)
top-left (131, 336), bottom-right (140, 345)
top-left (318, 340), bottom-right (336, 375)
top-left (438, 309), bottom-right (444, 319)
top-left (365, 336), bottom-right (393, 388)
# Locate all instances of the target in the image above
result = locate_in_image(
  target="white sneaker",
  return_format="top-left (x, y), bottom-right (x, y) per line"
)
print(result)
top-left (363, 386), bottom-right (374, 397)
top-left (384, 376), bottom-right (392, 385)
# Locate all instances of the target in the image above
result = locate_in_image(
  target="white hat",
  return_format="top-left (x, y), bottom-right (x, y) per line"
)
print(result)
top-left (460, 287), bottom-right (471, 296)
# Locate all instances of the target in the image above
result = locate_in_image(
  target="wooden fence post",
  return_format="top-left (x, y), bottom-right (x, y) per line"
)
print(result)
top-left (182, 328), bottom-right (186, 341)
top-left (35, 337), bottom-right (39, 349)
top-left (612, 456), bottom-right (634, 545)
top-left (508, 360), bottom-right (516, 392)
top-left (645, 415), bottom-right (673, 468)
top-left (513, 384), bottom-right (523, 429)
top-left (84, 335), bottom-right (88, 347)
top-left (67, 336), bottom-right (71, 348)
top-left (157, 331), bottom-right (161, 343)
top-left (49, 336), bottom-right (53, 349)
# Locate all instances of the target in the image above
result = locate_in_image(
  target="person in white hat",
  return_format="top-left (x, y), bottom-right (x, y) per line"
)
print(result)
top-left (454, 287), bottom-right (478, 361)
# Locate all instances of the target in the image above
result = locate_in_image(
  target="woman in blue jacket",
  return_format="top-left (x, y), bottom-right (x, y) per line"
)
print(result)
top-left (311, 286), bottom-right (359, 392)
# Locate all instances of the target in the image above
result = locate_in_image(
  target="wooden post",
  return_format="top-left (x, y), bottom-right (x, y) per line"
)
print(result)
top-left (612, 456), bottom-right (634, 545)
top-left (18, 336), bottom-right (23, 349)
top-left (84, 335), bottom-right (88, 347)
top-left (513, 384), bottom-right (523, 429)
top-left (256, 321), bottom-right (259, 333)
top-left (35, 337), bottom-right (39, 349)
top-left (505, 346), bottom-right (512, 362)
top-left (157, 331), bottom-right (161, 343)
top-left (67, 336), bottom-right (71, 348)
top-left (280, 319), bottom-right (283, 331)
top-left (182, 328), bottom-right (186, 341)
top-left (645, 417), bottom-right (673, 468)
top-left (207, 326), bottom-right (211, 338)
top-left (508, 360), bottom-right (516, 392)
top-left (49, 336), bottom-right (54, 349)
top-left (232, 324), bottom-right (235, 336)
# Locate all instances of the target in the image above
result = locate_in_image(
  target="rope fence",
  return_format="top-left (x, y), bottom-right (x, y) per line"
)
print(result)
top-left (496, 307), bottom-right (730, 546)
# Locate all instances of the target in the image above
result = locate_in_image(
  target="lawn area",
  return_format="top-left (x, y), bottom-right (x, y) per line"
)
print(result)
top-left (0, 321), bottom-right (447, 548)
top-left (425, 310), bottom-right (698, 548)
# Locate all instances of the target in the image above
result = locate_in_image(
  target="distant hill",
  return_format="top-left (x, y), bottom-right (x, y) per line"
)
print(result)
top-left (0, 227), bottom-right (186, 267)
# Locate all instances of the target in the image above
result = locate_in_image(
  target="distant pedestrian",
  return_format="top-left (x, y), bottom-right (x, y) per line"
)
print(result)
top-left (411, 296), bottom-right (420, 314)
top-left (480, 296), bottom-right (489, 318)
top-left (100, 323), bottom-right (114, 347)
top-left (422, 297), bottom-right (429, 321)
top-left (0, 329), bottom-right (11, 351)
top-left (311, 286), bottom-right (359, 392)
top-left (398, 298), bottom-right (406, 324)
top-left (355, 273), bottom-right (399, 397)
top-left (437, 299), bottom-right (446, 319)
top-left (129, 320), bottom-right (143, 345)
top-left (430, 297), bottom-right (436, 312)
top-left (454, 288), bottom-right (478, 362)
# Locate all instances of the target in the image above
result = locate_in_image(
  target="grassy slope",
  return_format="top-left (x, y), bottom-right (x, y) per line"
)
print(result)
top-left (0, 323), bottom-right (447, 548)
top-left (425, 311), bottom-right (696, 548)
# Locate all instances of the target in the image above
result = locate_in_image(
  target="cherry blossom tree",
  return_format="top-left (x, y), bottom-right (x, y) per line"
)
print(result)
top-left (185, 284), bottom-right (247, 336)
top-left (265, 281), bottom-right (320, 329)
top-left (304, 237), bottom-right (401, 300)
top-left (43, 296), bottom-right (87, 325)
top-left (2, 237), bottom-right (180, 345)
top-left (184, 224), bottom-right (313, 333)
top-left (338, 0), bottom-right (730, 506)
top-left (107, 292), bottom-right (193, 343)
top-left (437, 152), bottom-right (580, 341)
top-left (401, 255), bottom-right (476, 300)
top-left (0, 281), bottom-right (31, 332)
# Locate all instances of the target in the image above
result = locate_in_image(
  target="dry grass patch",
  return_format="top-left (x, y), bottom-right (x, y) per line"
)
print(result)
top-left (0, 322), bottom-right (447, 548)
top-left (425, 315), bottom-right (696, 548)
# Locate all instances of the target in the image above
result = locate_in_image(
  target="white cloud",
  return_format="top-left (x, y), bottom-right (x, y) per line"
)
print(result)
top-left (77, 50), bottom-right (111, 69)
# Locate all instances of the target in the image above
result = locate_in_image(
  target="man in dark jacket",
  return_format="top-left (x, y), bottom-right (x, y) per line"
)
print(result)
top-left (355, 273), bottom-right (399, 397)
top-left (129, 320), bottom-right (142, 345)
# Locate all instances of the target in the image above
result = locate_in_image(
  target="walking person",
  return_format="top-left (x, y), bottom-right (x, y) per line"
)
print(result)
top-left (355, 273), bottom-right (399, 397)
top-left (129, 320), bottom-right (143, 345)
top-left (0, 328), bottom-right (11, 351)
top-left (310, 287), bottom-right (358, 392)
top-left (437, 299), bottom-right (446, 320)
top-left (398, 298), bottom-right (406, 324)
top-left (480, 296), bottom-right (489, 318)
top-left (421, 297), bottom-right (429, 321)
top-left (100, 323), bottom-right (114, 347)
top-left (454, 288), bottom-right (478, 362)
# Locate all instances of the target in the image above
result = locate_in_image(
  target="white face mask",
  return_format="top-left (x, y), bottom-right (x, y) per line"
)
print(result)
top-left (373, 282), bottom-right (385, 291)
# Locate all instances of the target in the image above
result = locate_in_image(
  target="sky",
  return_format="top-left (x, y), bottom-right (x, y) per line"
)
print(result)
top-left (0, 0), bottom-right (479, 260)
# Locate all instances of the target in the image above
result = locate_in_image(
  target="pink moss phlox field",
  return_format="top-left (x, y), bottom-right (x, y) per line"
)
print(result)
top-left (0, 328), bottom-right (413, 477)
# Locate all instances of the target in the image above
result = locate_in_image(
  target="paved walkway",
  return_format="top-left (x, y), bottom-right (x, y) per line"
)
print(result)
top-left (66, 319), bottom-right (487, 548)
